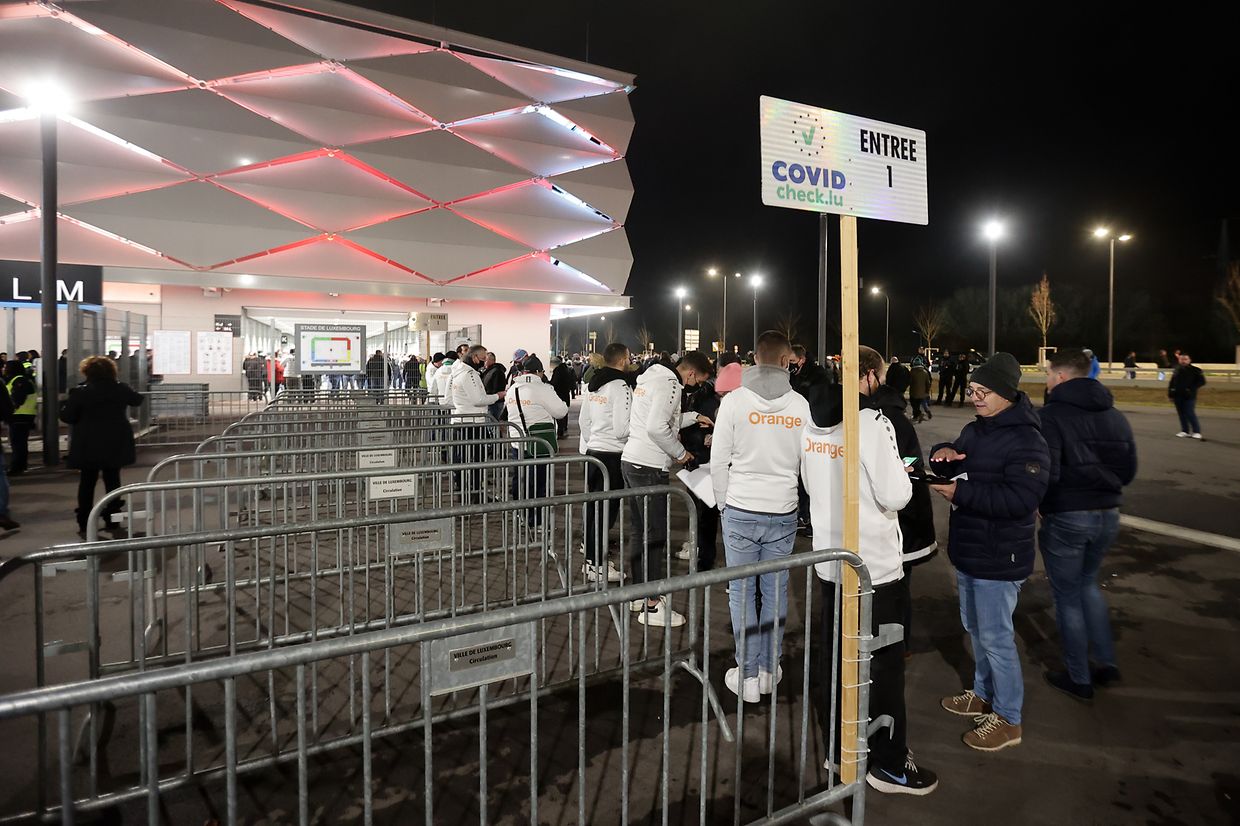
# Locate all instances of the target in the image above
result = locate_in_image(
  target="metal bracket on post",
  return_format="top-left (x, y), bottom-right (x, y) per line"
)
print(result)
top-left (863, 622), bottom-right (904, 653)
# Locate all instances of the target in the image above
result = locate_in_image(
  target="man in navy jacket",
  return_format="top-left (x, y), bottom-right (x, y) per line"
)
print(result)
top-left (1039, 348), bottom-right (1137, 701)
top-left (929, 352), bottom-right (1049, 752)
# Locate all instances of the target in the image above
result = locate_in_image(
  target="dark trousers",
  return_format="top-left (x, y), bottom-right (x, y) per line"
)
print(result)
top-left (812, 577), bottom-right (907, 773)
top-left (1174, 397), bottom-right (1201, 434)
top-left (694, 495), bottom-right (719, 571)
top-left (453, 425), bottom-right (485, 495)
top-left (584, 450), bottom-right (624, 564)
top-left (620, 461), bottom-right (668, 592)
top-left (949, 374), bottom-right (969, 405)
top-left (8, 417), bottom-right (32, 472)
top-left (935, 373), bottom-right (950, 404)
top-left (77, 466), bottom-right (122, 531)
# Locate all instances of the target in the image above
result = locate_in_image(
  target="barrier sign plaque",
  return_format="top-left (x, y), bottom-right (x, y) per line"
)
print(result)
top-left (387, 518), bottom-right (454, 555)
top-left (358, 449), bottom-right (396, 469)
top-left (428, 623), bottom-right (535, 696)
top-left (360, 430), bottom-right (394, 446)
top-left (760, 95), bottom-right (927, 225)
top-left (368, 473), bottom-right (417, 500)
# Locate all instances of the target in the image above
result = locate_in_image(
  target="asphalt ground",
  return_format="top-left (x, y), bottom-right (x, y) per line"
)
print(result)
top-left (0, 396), bottom-right (1237, 825)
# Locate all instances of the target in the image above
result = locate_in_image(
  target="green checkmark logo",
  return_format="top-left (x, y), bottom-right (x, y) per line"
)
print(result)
top-left (801, 125), bottom-right (816, 145)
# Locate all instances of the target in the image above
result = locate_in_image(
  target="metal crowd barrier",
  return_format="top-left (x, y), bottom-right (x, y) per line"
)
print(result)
top-left (194, 418), bottom-right (525, 456)
top-left (267, 387), bottom-right (435, 407)
top-left (30, 459), bottom-right (617, 679)
top-left (0, 542), bottom-right (877, 826)
top-left (147, 435), bottom-right (545, 485)
top-left (101, 445), bottom-right (575, 542)
top-left (133, 390), bottom-right (272, 448)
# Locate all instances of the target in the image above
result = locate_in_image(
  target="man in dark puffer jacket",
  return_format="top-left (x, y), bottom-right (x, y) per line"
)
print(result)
top-left (1038, 348), bottom-right (1136, 701)
top-left (928, 352), bottom-right (1049, 753)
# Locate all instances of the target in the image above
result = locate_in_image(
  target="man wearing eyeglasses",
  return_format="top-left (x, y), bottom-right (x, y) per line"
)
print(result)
top-left (927, 352), bottom-right (1049, 752)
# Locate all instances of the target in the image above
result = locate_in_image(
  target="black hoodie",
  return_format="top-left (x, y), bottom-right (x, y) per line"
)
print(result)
top-left (867, 385), bottom-right (937, 562)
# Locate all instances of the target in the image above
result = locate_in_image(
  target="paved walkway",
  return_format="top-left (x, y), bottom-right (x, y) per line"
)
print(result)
top-left (0, 399), bottom-right (1237, 824)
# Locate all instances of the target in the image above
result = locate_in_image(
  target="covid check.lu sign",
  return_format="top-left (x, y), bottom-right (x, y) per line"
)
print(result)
top-left (760, 96), bottom-right (927, 225)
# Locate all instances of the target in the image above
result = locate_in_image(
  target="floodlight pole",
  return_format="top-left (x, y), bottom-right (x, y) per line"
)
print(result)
top-left (677, 301), bottom-right (683, 354)
top-left (40, 112), bottom-right (59, 466)
top-left (1107, 236), bottom-right (1115, 372)
top-left (987, 241), bottom-right (997, 356)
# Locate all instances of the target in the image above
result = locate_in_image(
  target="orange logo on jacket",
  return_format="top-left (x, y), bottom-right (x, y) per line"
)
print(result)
top-left (804, 438), bottom-right (844, 458)
top-left (748, 411), bottom-right (803, 429)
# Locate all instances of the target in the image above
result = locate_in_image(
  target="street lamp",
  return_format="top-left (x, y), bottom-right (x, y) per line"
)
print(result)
top-left (675, 286), bottom-right (687, 353)
top-left (707, 267), bottom-right (742, 355)
top-left (870, 285), bottom-right (890, 359)
top-left (982, 220), bottom-right (1005, 356)
top-left (1092, 227), bottom-right (1133, 372)
top-left (24, 79), bottom-right (72, 467)
top-left (750, 275), bottom-right (763, 355)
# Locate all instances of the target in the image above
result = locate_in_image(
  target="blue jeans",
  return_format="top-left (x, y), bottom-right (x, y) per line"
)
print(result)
top-left (723, 508), bottom-right (798, 678)
top-left (1173, 397), bottom-right (1201, 434)
top-left (1039, 509), bottom-right (1120, 685)
top-left (956, 571), bottom-right (1024, 725)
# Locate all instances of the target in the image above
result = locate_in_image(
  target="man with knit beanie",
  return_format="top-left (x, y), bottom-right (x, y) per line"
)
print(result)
top-left (928, 352), bottom-right (1049, 751)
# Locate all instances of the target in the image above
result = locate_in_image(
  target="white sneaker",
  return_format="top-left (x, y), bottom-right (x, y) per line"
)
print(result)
top-left (758, 665), bottom-right (783, 695)
top-left (724, 667), bottom-right (761, 703)
top-left (676, 542), bottom-right (694, 561)
top-left (1175, 431), bottom-right (1188, 438)
top-left (1191, 433), bottom-right (1203, 440)
top-left (629, 598), bottom-right (645, 613)
top-left (636, 597), bottom-right (686, 628)
top-left (582, 560), bottom-right (624, 583)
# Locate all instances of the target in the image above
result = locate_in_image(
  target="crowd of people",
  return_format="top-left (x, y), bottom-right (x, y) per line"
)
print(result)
top-left (468, 332), bottom-right (1145, 799)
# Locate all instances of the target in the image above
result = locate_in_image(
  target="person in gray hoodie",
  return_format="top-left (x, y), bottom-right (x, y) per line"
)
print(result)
top-left (710, 331), bottom-right (812, 703)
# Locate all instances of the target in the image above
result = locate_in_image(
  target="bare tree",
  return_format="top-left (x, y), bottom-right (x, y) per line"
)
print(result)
top-left (913, 303), bottom-right (950, 352)
top-left (636, 323), bottom-right (655, 353)
top-left (1218, 262), bottom-right (1240, 335)
top-left (1028, 272), bottom-right (1057, 350)
top-left (775, 310), bottom-right (802, 343)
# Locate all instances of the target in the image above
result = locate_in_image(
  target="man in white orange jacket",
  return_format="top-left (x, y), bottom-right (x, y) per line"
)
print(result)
top-left (800, 345), bottom-right (937, 796)
top-left (710, 330), bottom-right (811, 703)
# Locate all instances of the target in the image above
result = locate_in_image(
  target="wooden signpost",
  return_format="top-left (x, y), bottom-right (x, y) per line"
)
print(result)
top-left (760, 96), bottom-right (928, 784)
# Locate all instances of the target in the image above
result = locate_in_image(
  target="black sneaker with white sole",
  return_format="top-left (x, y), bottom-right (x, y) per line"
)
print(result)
top-left (866, 756), bottom-right (939, 796)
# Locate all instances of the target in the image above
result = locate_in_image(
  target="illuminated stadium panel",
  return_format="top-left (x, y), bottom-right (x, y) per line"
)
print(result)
top-left (0, 0), bottom-right (635, 301)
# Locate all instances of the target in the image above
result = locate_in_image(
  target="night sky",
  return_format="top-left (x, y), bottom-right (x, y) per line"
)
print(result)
top-left (357, 1), bottom-right (1239, 360)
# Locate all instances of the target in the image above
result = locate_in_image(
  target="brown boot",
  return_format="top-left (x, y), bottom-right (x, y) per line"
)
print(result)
top-left (962, 712), bottom-right (1022, 751)
top-left (940, 689), bottom-right (992, 716)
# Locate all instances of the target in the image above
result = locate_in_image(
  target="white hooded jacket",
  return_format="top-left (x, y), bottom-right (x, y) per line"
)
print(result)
top-left (578, 369), bottom-right (633, 454)
top-left (450, 357), bottom-right (498, 415)
top-left (506, 374), bottom-right (568, 428)
top-left (800, 409), bottom-right (912, 586)
top-left (432, 359), bottom-right (454, 401)
top-left (621, 362), bottom-right (688, 471)
top-left (710, 365), bottom-right (812, 514)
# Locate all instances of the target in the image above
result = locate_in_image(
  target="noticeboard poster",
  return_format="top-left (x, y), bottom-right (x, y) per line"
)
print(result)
top-left (196, 331), bottom-right (233, 375)
top-left (151, 329), bottom-right (191, 375)
top-left (294, 323), bottom-right (365, 374)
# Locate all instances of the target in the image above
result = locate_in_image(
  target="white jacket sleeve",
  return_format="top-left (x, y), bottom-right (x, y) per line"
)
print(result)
top-left (863, 414), bottom-right (913, 512)
top-left (710, 393), bottom-right (736, 508)
top-left (646, 376), bottom-right (685, 461)
top-left (577, 390), bottom-right (593, 453)
top-left (612, 383), bottom-right (632, 444)
top-left (458, 368), bottom-right (498, 408)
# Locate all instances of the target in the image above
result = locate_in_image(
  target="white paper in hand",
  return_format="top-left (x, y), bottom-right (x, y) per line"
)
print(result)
top-left (676, 466), bottom-right (716, 508)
